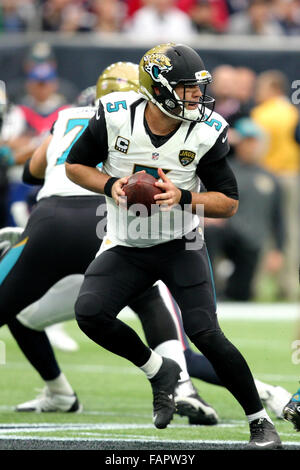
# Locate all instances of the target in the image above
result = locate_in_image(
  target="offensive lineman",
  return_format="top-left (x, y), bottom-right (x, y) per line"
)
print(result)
top-left (66, 43), bottom-right (282, 449)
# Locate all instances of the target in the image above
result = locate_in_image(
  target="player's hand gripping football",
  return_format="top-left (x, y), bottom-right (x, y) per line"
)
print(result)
top-left (154, 168), bottom-right (182, 210)
top-left (111, 171), bottom-right (146, 206)
top-left (111, 176), bottom-right (130, 205)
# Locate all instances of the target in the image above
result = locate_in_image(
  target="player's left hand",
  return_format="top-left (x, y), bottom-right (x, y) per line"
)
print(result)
top-left (112, 176), bottom-right (130, 205)
top-left (154, 168), bottom-right (181, 209)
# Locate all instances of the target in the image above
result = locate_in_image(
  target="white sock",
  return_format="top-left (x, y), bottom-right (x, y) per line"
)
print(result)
top-left (46, 372), bottom-right (74, 396)
top-left (247, 409), bottom-right (273, 424)
top-left (154, 340), bottom-right (188, 382)
top-left (140, 350), bottom-right (163, 379)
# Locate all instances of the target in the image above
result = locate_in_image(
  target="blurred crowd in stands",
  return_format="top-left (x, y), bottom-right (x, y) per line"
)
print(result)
top-left (0, 0), bottom-right (300, 37)
top-left (0, 37), bottom-right (299, 303)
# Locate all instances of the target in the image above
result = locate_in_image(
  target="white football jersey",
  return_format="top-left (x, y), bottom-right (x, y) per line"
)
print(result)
top-left (37, 106), bottom-right (99, 201)
top-left (93, 91), bottom-right (228, 248)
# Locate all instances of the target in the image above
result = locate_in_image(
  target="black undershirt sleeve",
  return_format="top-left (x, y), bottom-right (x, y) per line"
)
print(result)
top-left (195, 124), bottom-right (238, 200)
top-left (196, 157), bottom-right (239, 200)
top-left (66, 102), bottom-right (108, 167)
top-left (200, 125), bottom-right (230, 165)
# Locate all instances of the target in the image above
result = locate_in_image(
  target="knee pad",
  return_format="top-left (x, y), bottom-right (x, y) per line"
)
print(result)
top-left (189, 327), bottom-right (232, 355)
top-left (181, 306), bottom-right (219, 338)
top-left (75, 293), bottom-right (113, 332)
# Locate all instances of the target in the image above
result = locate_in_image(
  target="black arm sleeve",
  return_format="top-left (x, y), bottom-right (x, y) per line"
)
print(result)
top-left (196, 157), bottom-right (239, 200)
top-left (199, 125), bottom-right (230, 166)
top-left (22, 158), bottom-right (44, 186)
top-left (66, 102), bottom-right (108, 167)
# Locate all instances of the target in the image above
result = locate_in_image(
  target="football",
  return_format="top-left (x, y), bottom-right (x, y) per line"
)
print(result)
top-left (123, 172), bottom-right (163, 215)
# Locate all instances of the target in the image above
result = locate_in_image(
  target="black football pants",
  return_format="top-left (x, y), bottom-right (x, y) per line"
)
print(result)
top-left (76, 234), bottom-right (263, 415)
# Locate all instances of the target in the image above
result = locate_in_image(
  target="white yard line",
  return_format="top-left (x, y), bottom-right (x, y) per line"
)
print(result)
top-left (1, 362), bottom-right (298, 383)
top-left (0, 434), bottom-right (298, 447)
top-left (119, 303), bottom-right (300, 322)
top-left (0, 422), bottom-right (240, 433)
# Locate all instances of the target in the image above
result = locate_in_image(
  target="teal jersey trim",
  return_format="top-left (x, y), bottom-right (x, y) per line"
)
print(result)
top-left (56, 118), bottom-right (90, 165)
top-left (0, 238), bottom-right (28, 285)
top-left (133, 165), bottom-right (160, 179)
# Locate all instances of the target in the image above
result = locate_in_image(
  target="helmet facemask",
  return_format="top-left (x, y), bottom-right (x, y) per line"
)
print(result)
top-left (152, 73), bottom-right (215, 123)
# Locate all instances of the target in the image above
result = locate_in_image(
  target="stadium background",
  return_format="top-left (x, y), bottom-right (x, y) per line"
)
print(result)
top-left (1, 36), bottom-right (300, 100)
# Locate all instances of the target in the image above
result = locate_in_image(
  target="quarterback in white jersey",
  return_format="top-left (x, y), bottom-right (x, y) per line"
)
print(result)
top-left (98, 89), bottom-right (228, 248)
top-left (1, 62), bottom-right (288, 422)
top-left (66, 43), bottom-right (282, 447)
top-left (77, 86), bottom-right (228, 249)
top-left (0, 62), bottom-right (223, 424)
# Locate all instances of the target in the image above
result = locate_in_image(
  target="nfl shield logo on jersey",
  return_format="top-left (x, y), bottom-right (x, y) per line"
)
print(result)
top-left (179, 150), bottom-right (196, 166)
top-left (152, 152), bottom-right (159, 161)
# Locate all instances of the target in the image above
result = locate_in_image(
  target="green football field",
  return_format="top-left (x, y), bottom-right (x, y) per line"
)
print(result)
top-left (0, 306), bottom-right (300, 451)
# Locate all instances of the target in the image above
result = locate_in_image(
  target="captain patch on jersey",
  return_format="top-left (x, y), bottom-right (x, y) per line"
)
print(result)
top-left (115, 136), bottom-right (129, 154)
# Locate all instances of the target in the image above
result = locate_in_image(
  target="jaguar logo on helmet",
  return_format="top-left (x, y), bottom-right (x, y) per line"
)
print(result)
top-left (143, 53), bottom-right (173, 82)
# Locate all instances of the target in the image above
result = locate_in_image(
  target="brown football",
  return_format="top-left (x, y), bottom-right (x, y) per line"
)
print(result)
top-left (123, 172), bottom-right (163, 216)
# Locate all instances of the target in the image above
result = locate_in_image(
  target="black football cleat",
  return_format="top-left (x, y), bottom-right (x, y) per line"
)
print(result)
top-left (246, 418), bottom-right (282, 450)
top-left (283, 391), bottom-right (300, 431)
top-left (175, 379), bottom-right (219, 425)
top-left (149, 357), bottom-right (181, 429)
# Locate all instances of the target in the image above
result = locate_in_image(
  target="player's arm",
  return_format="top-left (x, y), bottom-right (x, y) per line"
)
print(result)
top-left (29, 134), bottom-right (52, 178)
top-left (65, 104), bottom-right (128, 201)
top-left (22, 134), bottom-right (52, 185)
top-left (193, 157), bottom-right (239, 217)
top-left (154, 163), bottom-right (238, 217)
top-left (154, 126), bottom-right (239, 218)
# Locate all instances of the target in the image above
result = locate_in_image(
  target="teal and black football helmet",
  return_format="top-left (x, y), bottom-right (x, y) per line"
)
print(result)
top-left (139, 43), bottom-right (214, 123)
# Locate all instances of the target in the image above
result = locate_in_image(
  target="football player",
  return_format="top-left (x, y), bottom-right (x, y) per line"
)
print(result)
top-left (0, 62), bottom-right (290, 423)
top-left (66, 43), bottom-right (282, 448)
top-left (0, 62), bottom-right (218, 425)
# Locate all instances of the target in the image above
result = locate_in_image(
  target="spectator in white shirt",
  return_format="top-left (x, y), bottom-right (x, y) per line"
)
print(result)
top-left (124, 0), bottom-right (195, 42)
